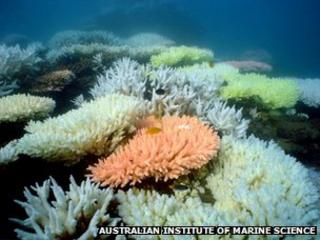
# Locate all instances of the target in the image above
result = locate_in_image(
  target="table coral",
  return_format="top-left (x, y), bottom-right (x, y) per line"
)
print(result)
top-left (0, 94), bottom-right (55, 123)
top-left (89, 115), bottom-right (220, 187)
top-left (15, 94), bottom-right (148, 163)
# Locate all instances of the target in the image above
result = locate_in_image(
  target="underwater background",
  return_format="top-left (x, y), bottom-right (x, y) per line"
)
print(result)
top-left (0, 0), bottom-right (320, 239)
top-left (1, 0), bottom-right (320, 77)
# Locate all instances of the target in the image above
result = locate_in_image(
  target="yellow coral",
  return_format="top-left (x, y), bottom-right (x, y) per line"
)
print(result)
top-left (221, 73), bottom-right (299, 109)
top-left (150, 46), bottom-right (214, 67)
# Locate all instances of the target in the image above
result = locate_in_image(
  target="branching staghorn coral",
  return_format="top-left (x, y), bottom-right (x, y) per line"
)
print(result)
top-left (90, 58), bottom-right (222, 116)
top-left (126, 32), bottom-right (175, 47)
top-left (91, 57), bottom-right (149, 99)
top-left (89, 115), bottom-right (220, 187)
top-left (12, 177), bottom-right (119, 240)
top-left (0, 43), bottom-right (42, 81)
top-left (116, 135), bottom-right (319, 240)
top-left (48, 30), bottom-right (123, 48)
top-left (150, 46), bottom-right (214, 67)
top-left (15, 94), bottom-right (148, 163)
top-left (296, 78), bottom-right (320, 108)
top-left (0, 94), bottom-right (56, 123)
top-left (221, 73), bottom-right (299, 109)
top-left (204, 100), bottom-right (249, 138)
top-left (178, 62), bottom-right (225, 85)
top-left (90, 58), bottom-right (248, 138)
top-left (0, 140), bottom-right (19, 164)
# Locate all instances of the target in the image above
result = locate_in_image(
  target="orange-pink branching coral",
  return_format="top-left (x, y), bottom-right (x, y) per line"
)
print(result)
top-left (88, 115), bottom-right (220, 187)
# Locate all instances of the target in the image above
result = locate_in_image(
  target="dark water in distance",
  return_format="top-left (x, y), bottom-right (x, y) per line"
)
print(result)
top-left (0, 0), bottom-right (319, 77)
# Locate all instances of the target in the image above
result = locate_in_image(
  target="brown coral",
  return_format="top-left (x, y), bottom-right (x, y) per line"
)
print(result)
top-left (88, 115), bottom-right (220, 187)
top-left (31, 69), bottom-right (75, 92)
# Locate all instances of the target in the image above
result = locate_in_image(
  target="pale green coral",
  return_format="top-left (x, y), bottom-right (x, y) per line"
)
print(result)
top-left (150, 46), bottom-right (214, 67)
top-left (221, 73), bottom-right (299, 109)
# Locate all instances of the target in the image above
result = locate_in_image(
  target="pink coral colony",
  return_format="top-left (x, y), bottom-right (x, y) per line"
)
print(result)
top-left (88, 115), bottom-right (220, 187)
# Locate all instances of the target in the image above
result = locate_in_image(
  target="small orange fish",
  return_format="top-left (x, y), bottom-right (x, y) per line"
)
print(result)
top-left (146, 127), bottom-right (162, 135)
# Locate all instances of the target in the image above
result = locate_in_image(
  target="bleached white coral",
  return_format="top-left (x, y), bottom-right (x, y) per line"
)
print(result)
top-left (211, 62), bottom-right (239, 79)
top-left (205, 101), bottom-right (249, 138)
top-left (48, 30), bottom-right (123, 48)
top-left (179, 62), bottom-right (226, 83)
top-left (46, 43), bottom-right (129, 63)
top-left (117, 136), bottom-right (319, 239)
top-left (12, 177), bottom-right (119, 240)
top-left (90, 58), bottom-right (148, 99)
top-left (90, 58), bottom-right (224, 117)
top-left (296, 78), bottom-right (320, 107)
top-left (0, 94), bottom-right (55, 123)
top-left (0, 43), bottom-right (42, 79)
top-left (16, 94), bottom-right (148, 162)
top-left (206, 135), bottom-right (319, 226)
top-left (126, 32), bottom-right (175, 47)
top-left (117, 189), bottom-right (179, 226)
top-left (46, 42), bottom-right (166, 63)
top-left (0, 140), bottom-right (19, 164)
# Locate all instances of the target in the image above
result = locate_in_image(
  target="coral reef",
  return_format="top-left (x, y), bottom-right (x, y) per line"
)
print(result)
top-left (178, 62), bottom-right (226, 84)
top-left (15, 94), bottom-right (147, 163)
top-left (2, 29), bottom-right (319, 240)
top-left (150, 46), bottom-right (214, 67)
top-left (90, 58), bottom-right (248, 138)
top-left (0, 43), bottom-right (42, 81)
top-left (0, 94), bottom-right (55, 123)
top-left (0, 140), bottom-right (19, 164)
top-left (205, 101), bottom-right (249, 138)
top-left (12, 177), bottom-right (119, 240)
top-left (0, 79), bottom-right (19, 96)
top-left (89, 115), bottom-right (220, 187)
top-left (206, 135), bottom-right (319, 226)
top-left (116, 136), bottom-right (319, 239)
top-left (46, 43), bottom-right (166, 64)
top-left (29, 69), bottom-right (75, 92)
top-left (296, 78), bottom-right (320, 108)
top-left (222, 60), bottom-right (272, 73)
top-left (48, 30), bottom-right (123, 48)
top-left (126, 32), bottom-right (175, 47)
top-left (221, 73), bottom-right (299, 109)
top-left (90, 58), bottom-right (148, 99)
